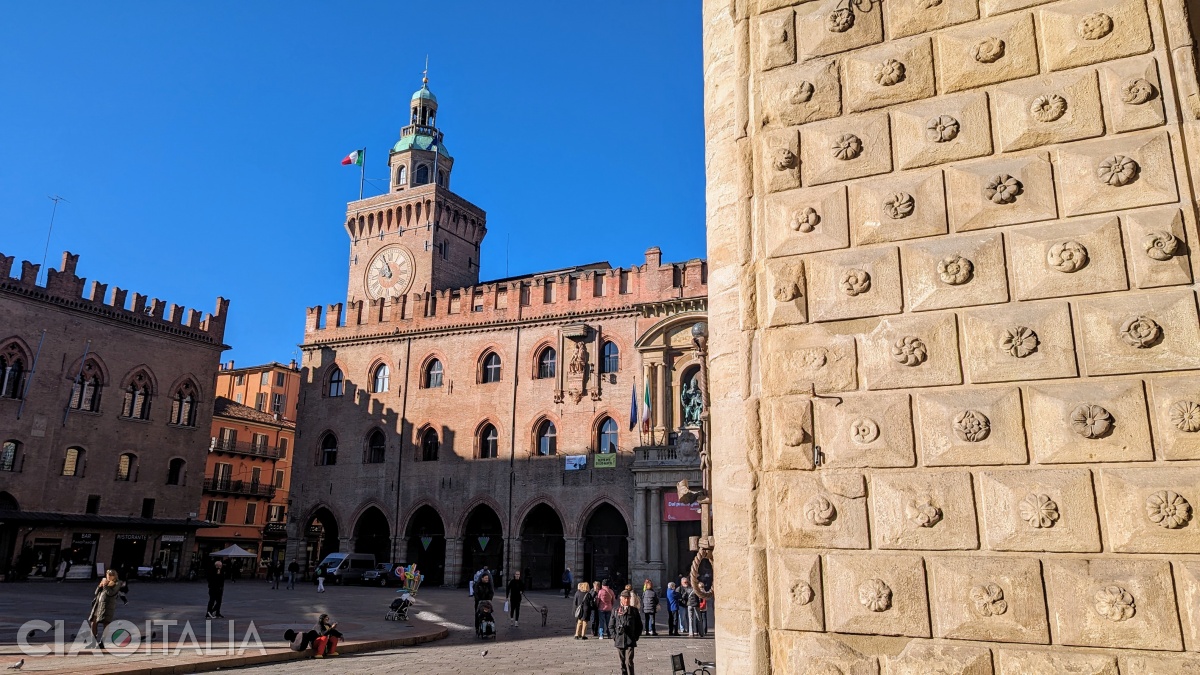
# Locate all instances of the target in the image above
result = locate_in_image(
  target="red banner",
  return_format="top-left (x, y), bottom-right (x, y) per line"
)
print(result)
top-left (663, 493), bottom-right (702, 521)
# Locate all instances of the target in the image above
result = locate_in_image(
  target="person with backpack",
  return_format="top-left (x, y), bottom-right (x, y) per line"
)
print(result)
top-left (685, 578), bottom-right (701, 637)
top-left (572, 581), bottom-right (593, 639)
top-left (287, 559), bottom-right (300, 589)
top-left (678, 577), bottom-right (693, 635)
top-left (640, 579), bottom-right (659, 636)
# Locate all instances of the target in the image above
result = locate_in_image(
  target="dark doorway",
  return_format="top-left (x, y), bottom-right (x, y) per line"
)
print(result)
top-left (404, 505), bottom-right (446, 586)
top-left (305, 507), bottom-right (339, 572)
top-left (352, 507), bottom-right (391, 562)
top-left (111, 536), bottom-right (147, 573)
top-left (667, 520), bottom-right (703, 587)
top-left (520, 503), bottom-right (565, 591)
top-left (583, 503), bottom-right (629, 588)
top-left (460, 504), bottom-right (504, 587)
top-left (0, 492), bottom-right (16, 578)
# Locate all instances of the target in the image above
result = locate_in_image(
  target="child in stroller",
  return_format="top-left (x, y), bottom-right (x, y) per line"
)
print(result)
top-left (386, 591), bottom-right (413, 621)
top-left (475, 599), bottom-right (496, 639)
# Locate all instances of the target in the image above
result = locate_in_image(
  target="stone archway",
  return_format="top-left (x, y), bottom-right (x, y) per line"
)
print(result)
top-left (352, 506), bottom-right (391, 562)
top-left (304, 507), bottom-right (339, 571)
top-left (583, 503), bottom-right (629, 588)
top-left (460, 503), bottom-right (504, 586)
top-left (404, 505), bottom-right (446, 586)
top-left (520, 503), bottom-right (565, 591)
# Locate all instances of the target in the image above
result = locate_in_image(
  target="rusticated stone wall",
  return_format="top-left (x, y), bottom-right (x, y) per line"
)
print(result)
top-left (704, 0), bottom-right (1200, 671)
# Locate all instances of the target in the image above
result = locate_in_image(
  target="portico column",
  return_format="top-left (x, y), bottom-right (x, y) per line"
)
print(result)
top-left (444, 537), bottom-right (463, 588)
top-left (633, 488), bottom-right (647, 565)
top-left (642, 362), bottom-right (653, 443)
top-left (564, 535), bottom-right (579, 583)
top-left (338, 536), bottom-right (351, 553)
top-left (654, 363), bottom-right (668, 444)
top-left (649, 487), bottom-right (662, 564)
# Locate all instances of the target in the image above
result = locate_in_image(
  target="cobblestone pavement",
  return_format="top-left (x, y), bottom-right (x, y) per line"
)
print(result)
top-left (232, 587), bottom-right (717, 675)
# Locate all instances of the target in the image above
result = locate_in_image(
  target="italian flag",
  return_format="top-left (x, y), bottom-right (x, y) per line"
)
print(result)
top-left (641, 377), bottom-right (652, 434)
top-left (341, 149), bottom-right (364, 166)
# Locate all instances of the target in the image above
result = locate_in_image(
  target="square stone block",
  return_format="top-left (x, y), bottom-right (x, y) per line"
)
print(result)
top-left (849, 170), bottom-right (948, 246)
top-left (859, 312), bottom-right (963, 390)
top-left (762, 471), bottom-right (870, 549)
top-left (823, 553), bottom-right (931, 637)
top-left (982, 0), bottom-right (1055, 15)
top-left (1149, 375), bottom-right (1200, 460)
top-left (1075, 289), bottom-right (1200, 376)
top-left (795, 0), bottom-right (884, 61)
top-left (1124, 207), bottom-right (1193, 290)
top-left (886, 0), bottom-right (980, 38)
top-left (1100, 57), bottom-right (1167, 134)
top-left (1044, 558), bottom-right (1181, 650)
top-left (758, 128), bottom-right (801, 194)
top-left (1024, 379), bottom-right (1153, 464)
top-left (762, 325), bottom-right (859, 396)
top-left (946, 152), bottom-right (1058, 232)
top-left (763, 257), bottom-right (808, 327)
top-left (996, 648), bottom-right (1118, 675)
top-left (1097, 467), bottom-right (1200, 553)
top-left (1173, 562), bottom-right (1200, 652)
top-left (770, 631), bottom-right (879, 675)
top-left (843, 36), bottom-right (936, 113)
top-left (762, 395), bottom-right (814, 471)
top-left (869, 471), bottom-right (979, 550)
top-left (928, 554), bottom-right (1049, 644)
top-left (914, 386), bottom-right (1028, 466)
top-left (1038, 0), bottom-right (1153, 72)
top-left (1006, 216), bottom-right (1128, 301)
top-left (1121, 654), bottom-right (1200, 674)
top-left (800, 112), bottom-right (892, 186)
top-left (992, 68), bottom-right (1105, 153)
top-left (764, 184), bottom-right (849, 259)
top-left (962, 300), bottom-right (1079, 384)
top-left (892, 92), bottom-right (993, 170)
top-left (813, 392), bottom-right (915, 468)
top-left (756, 8), bottom-right (796, 72)
top-left (1055, 130), bottom-right (1179, 217)
top-left (901, 231), bottom-right (1009, 313)
top-left (806, 246), bottom-right (902, 322)
top-left (978, 468), bottom-right (1102, 552)
top-left (885, 642), bottom-right (993, 675)
top-left (767, 550), bottom-right (824, 631)
top-left (934, 12), bottom-right (1040, 93)
top-left (757, 57), bottom-right (842, 129)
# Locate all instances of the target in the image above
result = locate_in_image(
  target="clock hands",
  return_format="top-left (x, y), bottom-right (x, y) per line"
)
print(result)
top-left (381, 261), bottom-right (393, 279)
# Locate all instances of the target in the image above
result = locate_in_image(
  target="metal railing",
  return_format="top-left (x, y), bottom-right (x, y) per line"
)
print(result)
top-left (203, 477), bottom-right (276, 498)
top-left (633, 445), bottom-right (698, 467)
top-left (210, 437), bottom-right (281, 459)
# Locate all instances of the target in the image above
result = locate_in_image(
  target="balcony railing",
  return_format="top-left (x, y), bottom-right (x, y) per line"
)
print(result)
top-left (203, 477), bottom-right (276, 498)
top-left (263, 522), bottom-right (287, 535)
top-left (210, 438), bottom-right (281, 459)
top-left (633, 445), bottom-right (700, 468)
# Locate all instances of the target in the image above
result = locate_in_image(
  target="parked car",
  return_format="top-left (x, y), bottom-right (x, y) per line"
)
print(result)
top-left (316, 552), bottom-right (376, 585)
top-left (363, 562), bottom-right (407, 587)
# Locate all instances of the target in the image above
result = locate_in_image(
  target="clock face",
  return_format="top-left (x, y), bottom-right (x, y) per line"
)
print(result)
top-left (365, 246), bottom-right (415, 300)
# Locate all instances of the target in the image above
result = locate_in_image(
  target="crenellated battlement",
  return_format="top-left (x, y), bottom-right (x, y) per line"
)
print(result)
top-left (303, 246), bottom-right (706, 341)
top-left (0, 251), bottom-right (230, 345)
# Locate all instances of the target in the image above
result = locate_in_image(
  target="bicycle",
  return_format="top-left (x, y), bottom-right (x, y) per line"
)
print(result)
top-left (671, 653), bottom-right (716, 675)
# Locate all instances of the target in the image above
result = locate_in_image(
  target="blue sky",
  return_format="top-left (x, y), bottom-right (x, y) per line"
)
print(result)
top-left (0, 2), bottom-right (705, 366)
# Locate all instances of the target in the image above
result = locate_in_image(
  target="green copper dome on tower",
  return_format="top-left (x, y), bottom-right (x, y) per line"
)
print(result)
top-left (411, 83), bottom-right (437, 103)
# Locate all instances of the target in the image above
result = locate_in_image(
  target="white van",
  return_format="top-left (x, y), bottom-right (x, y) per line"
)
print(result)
top-left (317, 552), bottom-right (376, 584)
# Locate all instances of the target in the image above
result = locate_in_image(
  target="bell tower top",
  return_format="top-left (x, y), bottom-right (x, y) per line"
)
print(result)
top-left (390, 70), bottom-right (454, 192)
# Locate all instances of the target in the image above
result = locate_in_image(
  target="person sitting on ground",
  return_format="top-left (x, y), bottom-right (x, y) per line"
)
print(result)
top-left (283, 628), bottom-right (320, 656)
top-left (312, 613), bottom-right (343, 658)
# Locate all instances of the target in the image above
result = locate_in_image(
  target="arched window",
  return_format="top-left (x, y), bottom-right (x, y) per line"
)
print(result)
top-left (536, 420), bottom-right (557, 456)
top-left (597, 417), bottom-right (619, 454)
top-left (327, 367), bottom-right (345, 397)
top-left (395, 165), bottom-right (407, 187)
top-left (121, 370), bottom-right (153, 420)
top-left (372, 364), bottom-right (390, 393)
top-left (169, 381), bottom-right (198, 426)
top-left (116, 453), bottom-right (137, 481)
top-left (414, 165), bottom-right (430, 185)
top-left (479, 424), bottom-right (498, 459)
top-left (601, 341), bottom-right (620, 374)
top-left (69, 359), bottom-right (104, 412)
top-left (367, 430), bottom-right (386, 464)
top-left (62, 447), bottom-right (84, 477)
top-left (319, 433), bottom-right (338, 466)
top-left (0, 440), bottom-right (18, 472)
top-left (166, 458), bottom-right (186, 485)
top-left (424, 359), bottom-right (443, 388)
top-left (421, 428), bottom-right (440, 461)
top-left (536, 347), bottom-right (556, 379)
top-left (481, 352), bottom-right (502, 384)
top-left (437, 170), bottom-right (446, 187)
top-left (0, 348), bottom-right (26, 399)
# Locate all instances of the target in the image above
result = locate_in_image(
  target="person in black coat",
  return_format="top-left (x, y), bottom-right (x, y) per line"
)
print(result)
top-left (505, 570), bottom-right (526, 626)
top-left (572, 581), bottom-right (594, 640)
top-left (608, 590), bottom-right (643, 675)
top-left (206, 560), bottom-right (226, 618)
top-left (474, 573), bottom-right (495, 614)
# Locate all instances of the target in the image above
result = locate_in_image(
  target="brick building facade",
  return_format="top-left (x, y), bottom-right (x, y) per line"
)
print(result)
top-left (0, 251), bottom-right (228, 579)
top-left (285, 78), bottom-right (709, 590)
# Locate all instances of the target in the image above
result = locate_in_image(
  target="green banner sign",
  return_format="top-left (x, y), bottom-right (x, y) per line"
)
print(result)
top-left (478, 536), bottom-right (490, 550)
top-left (594, 453), bottom-right (617, 468)
top-left (421, 536), bottom-right (432, 550)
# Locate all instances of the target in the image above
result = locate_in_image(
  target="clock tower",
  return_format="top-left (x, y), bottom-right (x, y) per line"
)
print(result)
top-left (344, 74), bottom-right (487, 304)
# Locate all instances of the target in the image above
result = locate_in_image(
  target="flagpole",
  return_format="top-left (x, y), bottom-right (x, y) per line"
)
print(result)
top-left (358, 148), bottom-right (365, 200)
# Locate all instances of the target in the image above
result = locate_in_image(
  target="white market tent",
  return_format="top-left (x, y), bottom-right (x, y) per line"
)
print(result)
top-left (209, 544), bottom-right (257, 558)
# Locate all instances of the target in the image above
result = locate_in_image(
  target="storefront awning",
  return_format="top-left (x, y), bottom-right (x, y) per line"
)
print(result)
top-left (0, 510), bottom-right (216, 530)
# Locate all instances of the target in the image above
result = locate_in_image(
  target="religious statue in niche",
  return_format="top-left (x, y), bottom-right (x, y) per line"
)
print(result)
top-left (564, 339), bottom-right (592, 404)
top-left (681, 374), bottom-right (705, 427)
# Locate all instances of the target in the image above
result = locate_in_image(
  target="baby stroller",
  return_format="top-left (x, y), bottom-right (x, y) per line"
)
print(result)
top-left (475, 600), bottom-right (496, 639)
top-left (386, 591), bottom-right (413, 621)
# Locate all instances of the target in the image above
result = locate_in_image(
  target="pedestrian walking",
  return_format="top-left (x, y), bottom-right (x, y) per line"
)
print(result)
top-left (685, 578), bottom-right (701, 637)
top-left (641, 579), bottom-right (659, 636)
top-left (206, 561), bottom-right (226, 618)
top-left (316, 565), bottom-right (327, 593)
top-left (474, 573), bottom-right (495, 616)
top-left (678, 577), bottom-right (692, 635)
top-left (596, 579), bottom-right (615, 638)
top-left (589, 580), bottom-right (602, 636)
top-left (272, 561), bottom-right (282, 589)
top-left (505, 570), bottom-right (525, 627)
top-left (697, 593), bottom-right (709, 638)
top-left (572, 581), bottom-right (593, 640)
top-left (87, 569), bottom-right (124, 642)
top-left (608, 590), bottom-right (643, 675)
top-left (287, 559), bottom-right (299, 589)
top-left (665, 582), bottom-right (680, 636)
top-left (562, 567), bottom-right (573, 598)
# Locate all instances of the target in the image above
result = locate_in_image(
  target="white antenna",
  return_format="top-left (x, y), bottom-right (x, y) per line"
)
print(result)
top-left (40, 195), bottom-right (67, 284)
